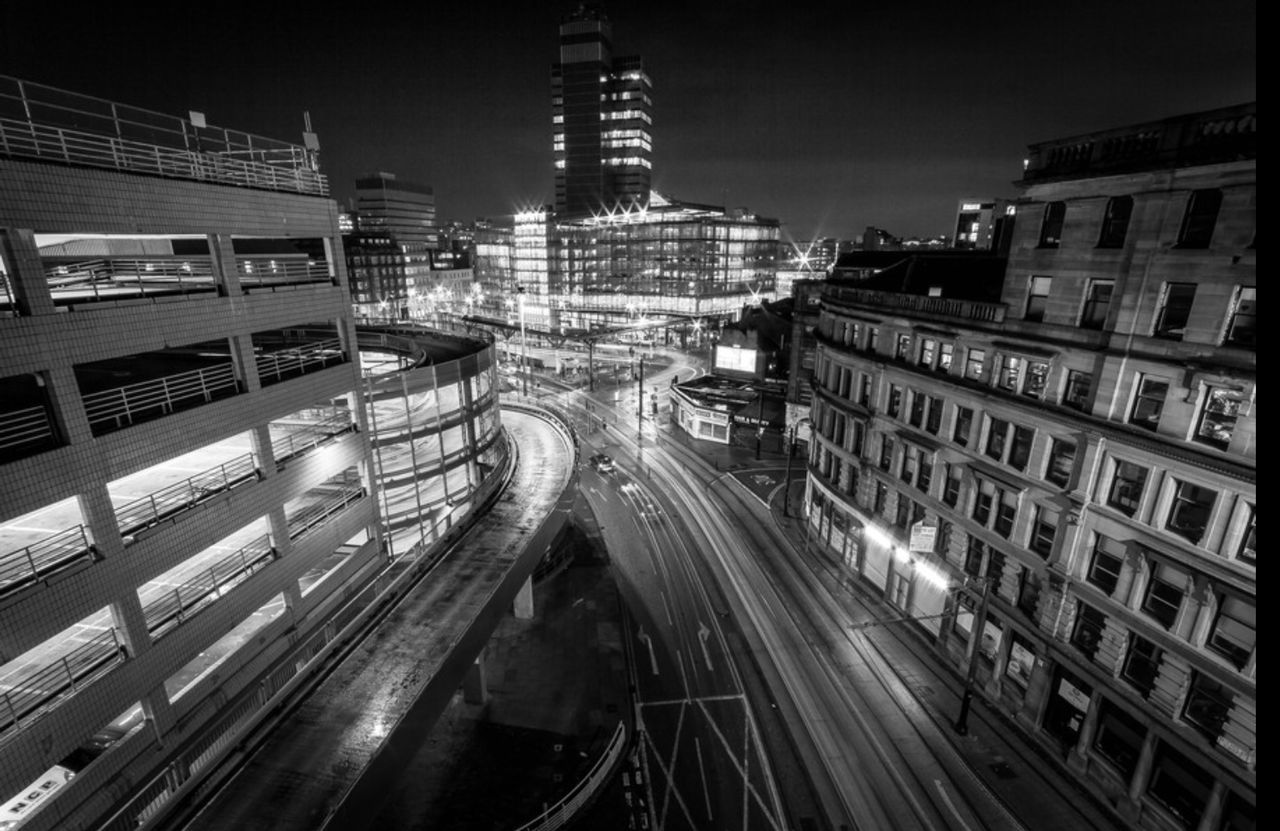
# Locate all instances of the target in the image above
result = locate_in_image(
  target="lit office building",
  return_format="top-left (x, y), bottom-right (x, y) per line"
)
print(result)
top-left (542, 195), bottom-right (779, 331)
top-left (0, 77), bottom-right (506, 830)
top-left (952, 198), bottom-right (1015, 251)
top-left (804, 103), bottom-right (1255, 831)
top-left (552, 4), bottom-right (652, 216)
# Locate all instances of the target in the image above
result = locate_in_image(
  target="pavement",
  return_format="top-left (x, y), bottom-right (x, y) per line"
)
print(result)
top-left (386, 392), bottom-right (1126, 831)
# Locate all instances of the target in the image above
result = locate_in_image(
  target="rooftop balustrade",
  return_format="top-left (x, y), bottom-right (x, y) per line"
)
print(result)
top-left (824, 285), bottom-right (1007, 324)
top-left (0, 75), bottom-right (327, 196)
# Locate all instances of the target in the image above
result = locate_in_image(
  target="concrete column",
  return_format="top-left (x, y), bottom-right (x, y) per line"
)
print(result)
top-left (110, 591), bottom-right (152, 658)
top-left (43, 363), bottom-right (94, 446)
top-left (1195, 779), bottom-right (1228, 831)
top-left (209, 233), bottom-right (243, 296)
top-left (984, 626), bottom-right (1011, 697)
top-left (1119, 730), bottom-right (1159, 824)
top-left (78, 482), bottom-right (124, 557)
top-left (1067, 690), bottom-right (1103, 773)
top-left (1, 228), bottom-right (56, 315)
top-left (142, 686), bottom-right (178, 739)
top-left (229, 333), bottom-right (262, 394)
top-left (462, 652), bottom-right (488, 705)
top-left (513, 575), bottom-right (535, 620)
top-left (1181, 576), bottom-right (1214, 646)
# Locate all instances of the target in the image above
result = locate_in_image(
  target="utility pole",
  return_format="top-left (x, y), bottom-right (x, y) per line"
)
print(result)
top-left (954, 576), bottom-right (993, 735)
top-left (754, 388), bottom-right (766, 460)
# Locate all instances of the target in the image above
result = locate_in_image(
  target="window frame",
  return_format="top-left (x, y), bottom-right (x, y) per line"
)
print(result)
top-left (1121, 633), bottom-right (1162, 698)
top-left (1106, 460), bottom-right (1148, 517)
top-left (1223, 286), bottom-right (1256, 348)
top-left (1175, 188), bottom-right (1222, 249)
top-left (1071, 600), bottom-right (1106, 659)
top-left (1192, 386), bottom-right (1243, 451)
top-left (964, 348), bottom-right (986, 381)
top-left (953, 406), bottom-right (974, 447)
top-left (1021, 360), bottom-right (1049, 399)
top-left (1152, 282), bottom-right (1197, 340)
top-left (1061, 369), bottom-right (1093, 412)
top-left (1038, 201), bottom-right (1066, 248)
top-left (1141, 560), bottom-right (1186, 629)
top-left (1080, 280), bottom-right (1114, 330)
top-left (1207, 593), bottom-right (1254, 670)
top-left (886, 384), bottom-right (903, 418)
top-left (1181, 671), bottom-right (1233, 741)
top-left (1128, 375), bottom-right (1169, 431)
top-left (1044, 438), bottom-right (1075, 488)
top-left (996, 355), bottom-right (1023, 393)
top-left (1165, 479), bottom-right (1217, 545)
top-left (1097, 195), bottom-right (1134, 249)
top-left (1024, 276), bottom-right (1051, 322)
top-left (1085, 533), bottom-right (1125, 596)
top-left (942, 464), bottom-right (962, 507)
top-left (1028, 505), bottom-right (1058, 558)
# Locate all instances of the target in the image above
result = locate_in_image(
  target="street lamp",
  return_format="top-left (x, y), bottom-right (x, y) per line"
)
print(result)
top-left (953, 575), bottom-right (994, 735)
top-left (782, 417), bottom-right (811, 517)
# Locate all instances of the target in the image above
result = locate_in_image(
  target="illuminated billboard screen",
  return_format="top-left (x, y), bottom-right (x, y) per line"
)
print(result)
top-left (715, 346), bottom-right (757, 374)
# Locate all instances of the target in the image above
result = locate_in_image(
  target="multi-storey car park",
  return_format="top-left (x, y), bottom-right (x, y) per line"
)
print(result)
top-left (0, 77), bottom-right (508, 830)
top-left (803, 103), bottom-right (1254, 831)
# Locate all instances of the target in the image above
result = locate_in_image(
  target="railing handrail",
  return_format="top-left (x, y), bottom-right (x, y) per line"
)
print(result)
top-left (115, 452), bottom-right (258, 536)
top-left (142, 534), bottom-right (274, 634)
top-left (287, 485), bottom-right (366, 540)
top-left (0, 627), bottom-right (122, 735)
top-left (271, 413), bottom-right (356, 462)
top-left (513, 721), bottom-right (626, 831)
top-left (0, 403), bottom-right (55, 451)
top-left (81, 362), bottom-right (239, 429)
top-left (0, 524), bottom-right (91, 590)
top-left (0, 114), bottom-right (328, 196)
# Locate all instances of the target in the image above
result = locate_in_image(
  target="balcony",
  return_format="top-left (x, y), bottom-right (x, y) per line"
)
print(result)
top-left (0, 75), bottom-right (327, 196)
top-left (1021, 102), bottom-right (1256, 183)
top-left (824, 285), bottom-right (1007, 324)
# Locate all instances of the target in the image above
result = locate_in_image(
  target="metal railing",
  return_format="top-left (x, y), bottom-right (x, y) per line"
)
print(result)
top-left (142, 535), bottom-right (275, 637)
top-left (0, 403), bottom-right (58, 458)
top-left (286, 485), bottom-right (366, 540)
top-left (0, 628), bottom-right (124, 735)
top-left (236, 257), bottom-right (331, 290)
top-left (255, 338), bottom-right (346, 385)
top-left (115, 453), bottom-right (259, 537)
top-left (0, 524), bottom-right (93, 596)
top-left (825, 285), bottom-right (1007, 323)
top-left (1, 76), bottom-right (327, 195)
top-left (82, 362), bottom-right (240, 435)
top-left (514, 721), bottom-right (627, 831)
top-left (43, 257), bottom-right (217, 303)
top-left (271, 412), bottom-right (356, 464)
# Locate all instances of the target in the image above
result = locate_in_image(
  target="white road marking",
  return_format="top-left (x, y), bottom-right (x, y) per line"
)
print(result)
top-left (934, 780), bottom-right (975, 831)
top-left (639, 628), bottom-right (660, 675)
top-left (698, 622), bottom-right (713, 672)
top-left (696, 737), bottom-right (713, 822)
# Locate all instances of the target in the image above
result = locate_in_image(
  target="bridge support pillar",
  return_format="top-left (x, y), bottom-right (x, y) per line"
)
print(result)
top-left (514, 575), bottom-right (535, 620)
top-left (462, 651), bottom-right (488, 705)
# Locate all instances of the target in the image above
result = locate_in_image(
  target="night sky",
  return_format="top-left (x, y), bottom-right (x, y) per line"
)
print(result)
top-left (1, 1), bottom-right (1255, 241)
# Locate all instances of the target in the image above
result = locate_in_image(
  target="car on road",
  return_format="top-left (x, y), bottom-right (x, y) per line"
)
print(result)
top-left (589, 453), bottom-right (615, 473)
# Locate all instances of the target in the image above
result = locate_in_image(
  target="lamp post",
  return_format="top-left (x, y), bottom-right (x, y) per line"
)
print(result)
top-left (954, 575), bottom-right (993, 735)
top-left (782, 417), bottom-right (811, 518)
top-left (517, 284), bottom-right (528, 397)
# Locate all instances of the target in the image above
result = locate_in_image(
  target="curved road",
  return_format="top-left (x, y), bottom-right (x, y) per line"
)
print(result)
top-left (169, 410), bottom-right (573, 831)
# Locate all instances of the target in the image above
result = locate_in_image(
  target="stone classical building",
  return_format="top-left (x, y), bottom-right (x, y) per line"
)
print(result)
top-left (803, 103), bottom-right (1255, 831)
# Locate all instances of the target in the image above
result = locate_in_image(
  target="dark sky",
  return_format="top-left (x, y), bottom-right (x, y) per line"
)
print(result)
top-left (1, 2), bottom-right (1255, 241)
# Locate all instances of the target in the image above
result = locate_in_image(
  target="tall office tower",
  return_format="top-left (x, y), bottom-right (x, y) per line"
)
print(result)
top-left (804, 103), bottom-right (1254, 830)
top-left (355, 172), bottom-right (438, 249)
top-left (551, 4), bottom-right (653, 216)
top-left (0, 77), bottom-right (384, 830)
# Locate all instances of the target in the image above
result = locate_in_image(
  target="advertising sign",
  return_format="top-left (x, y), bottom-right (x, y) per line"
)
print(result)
top-left (909, 521), bottom-right (937, 553)
top-left (714, 345), bottom-right (757, 374)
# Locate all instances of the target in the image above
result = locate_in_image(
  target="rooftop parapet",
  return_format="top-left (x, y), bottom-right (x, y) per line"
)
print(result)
top-left (1020, 102), bottom-right (1255, 184)
top-left (0, 75), bottom-right (327, 196)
